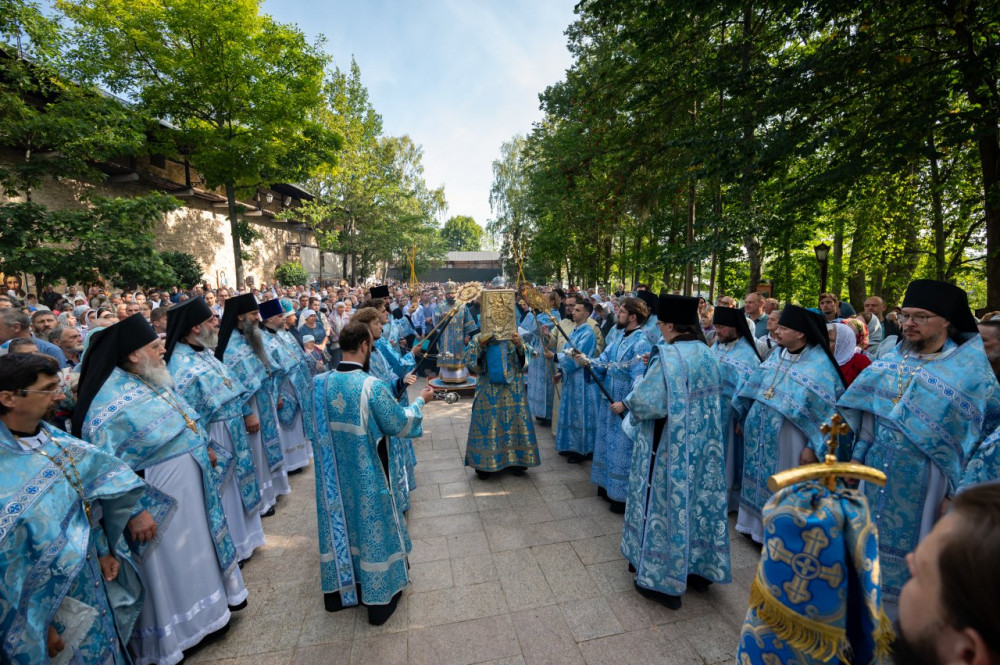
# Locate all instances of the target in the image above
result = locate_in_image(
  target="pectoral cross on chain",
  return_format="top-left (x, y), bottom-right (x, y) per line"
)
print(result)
top-left (766, 526), bottom-right (844, 605)
top-left (184, 414), bottom-right (198, 433)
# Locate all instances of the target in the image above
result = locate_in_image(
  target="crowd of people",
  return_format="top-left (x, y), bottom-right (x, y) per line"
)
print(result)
top-left (2, 273), bottom-right (1000, 665)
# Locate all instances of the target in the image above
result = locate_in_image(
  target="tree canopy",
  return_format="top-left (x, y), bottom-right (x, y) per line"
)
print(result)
top-left (441, 215), bottom-right (484, 252)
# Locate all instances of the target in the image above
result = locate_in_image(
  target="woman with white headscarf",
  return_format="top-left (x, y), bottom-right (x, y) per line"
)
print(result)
top-left (827, 321), bottom-right (871, 386)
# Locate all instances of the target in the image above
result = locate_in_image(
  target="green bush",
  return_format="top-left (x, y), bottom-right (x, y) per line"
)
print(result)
top-left (274, 261), bottom-right (309, 286)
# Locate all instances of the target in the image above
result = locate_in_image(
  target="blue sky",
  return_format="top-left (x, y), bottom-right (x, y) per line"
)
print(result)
top-left (261, 0), bottom-right (577, 231)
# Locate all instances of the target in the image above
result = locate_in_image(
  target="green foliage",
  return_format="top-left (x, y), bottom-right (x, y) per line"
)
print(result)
top-left (58, 0), bottom-right (342, 285)
top-left (160, 251), bottom-right (203, 289)
top-left (441, 215), bottom-right (483, 252)
top-left (274, 261), bottom-right (309, 286)
top-left (0, 193), bottom-right (180, 288)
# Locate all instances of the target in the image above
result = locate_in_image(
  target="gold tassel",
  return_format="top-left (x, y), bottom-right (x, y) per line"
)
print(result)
top-left (748, 575), bottom-right (850, 662)
top-left (871, 609), bottom-right (895, 663)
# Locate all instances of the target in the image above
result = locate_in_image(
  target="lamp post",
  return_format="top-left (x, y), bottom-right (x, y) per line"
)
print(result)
top-left (814, 242), bottom-right (830, 294)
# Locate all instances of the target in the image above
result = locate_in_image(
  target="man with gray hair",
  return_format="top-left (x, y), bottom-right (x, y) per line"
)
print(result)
top-left (0, 308), bottom-right (68, 366)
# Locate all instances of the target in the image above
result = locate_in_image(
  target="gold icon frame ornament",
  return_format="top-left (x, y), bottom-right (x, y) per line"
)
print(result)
top-left (456, 282), bottom-right (483, 303)
top-left (481, 289), bottom-right (517, 341)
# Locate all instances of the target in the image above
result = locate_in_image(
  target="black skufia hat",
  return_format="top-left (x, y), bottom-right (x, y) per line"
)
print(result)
top-left (164, 296), bottom-right (214, 362)
top-left (657, 294), bottom-right (699, 326)
top-left (714, 305), bottom-right (761, 360)
top-left (215, 293), bottom-right (259, 360)
top-left (901, 279), bottom-right (978, 334)
top-left (636, 290), bottom-right (658, 318)
top-left (72, 314), bottom-right (158, 437)
top-left (778, 305), bottom-right (844, 386)
top-left (370, 284), bottom-right (390, 300)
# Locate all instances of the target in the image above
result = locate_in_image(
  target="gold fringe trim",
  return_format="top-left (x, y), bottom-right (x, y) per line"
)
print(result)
top-left (872, 609), bottom-right (895, 663)
top-left (748, 575), bottom-right (850, 662)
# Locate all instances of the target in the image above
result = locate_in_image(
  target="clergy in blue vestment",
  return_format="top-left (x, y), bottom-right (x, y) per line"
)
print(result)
top-left (621, 294), bottom-right (730, 610)
top-left (522, 306), bottom-right (558, 424)
top-left (312, 321), bottom-right (434, 625)
top-left (216, 294), bottom-right (289, 517)
top-left (583, 296), bottom-right (652, 512)
top-left (711, 306), bottom-right (762, 512)
top-left (838, 280), bottom-right (1000, 614)
top-left (261, 298), bottom-right (316, 474)
top-left (353, 307), bottom-right (419, 513)
top-left (165, 296), bottom-right (266, 562)
top-left (734, 305), bottom-right (846, 545)
top-left (74, 314), bottom-right (247, 665)
top-left (548, 300), bottom-right (598, 462)
top-left (434, 281), bottom-right (478, 384)
top-left (464, 328), bottom-right (541, 478)
top-left (0, 353), bottom-right (146, 665)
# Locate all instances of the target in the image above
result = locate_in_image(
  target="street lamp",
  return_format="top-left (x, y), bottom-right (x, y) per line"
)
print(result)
top-left (814, 242), bottom-right (830, 294)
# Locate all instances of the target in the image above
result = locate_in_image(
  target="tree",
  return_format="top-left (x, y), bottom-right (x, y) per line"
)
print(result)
top-left (0, 193), bottom-right (180, 288)
top-left (274, 261), bottom-right (308, 286)
top-left (440, 215), bottom-right (484, 251)
top-left (160, 251), bottom-right (203, 289)
top-left (59, 0), bottom-right (342, 287)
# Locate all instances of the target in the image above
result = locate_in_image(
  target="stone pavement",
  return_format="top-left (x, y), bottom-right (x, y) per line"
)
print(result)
top-left (189, 388), bottom-right (757, 665)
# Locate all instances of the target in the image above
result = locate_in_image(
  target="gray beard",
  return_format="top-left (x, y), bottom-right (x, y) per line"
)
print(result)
top-left (240, 319), bottom-right (270, 365)
top-left (193, 327), bottom-right (219, 350)
top-left (133, 357), bottom-right (174, 389)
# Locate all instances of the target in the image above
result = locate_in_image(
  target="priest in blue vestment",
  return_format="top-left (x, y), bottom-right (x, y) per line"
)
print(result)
top-left (464, 328), bottom-right (541, 479)
top-left (582, 296), bottom-right (652, 512)
top-left (712, 306), bottom-right (762, 511)
top-left (548, 300), bottom-right (598, 462)
top-left (0, 353), bottom-right (146, 665)
top-left (260, 298), bottom-right (316, 474)
top-left (165, 296), bottom-right (266, 562)
top-left (621, 294), bottom-right (730, 610)
top-left (734, 305), bottom-right (845, 544)
top-left (353, 306), bottom-right (420, 513)
top-left (635, 289), bottom-right (662, 347)
top-left (434, 281), bottom-right (478, 384)
top-left (216, 294), bottom-right (289, 517)
top-left (74, 314), bottom-right (247, 665)
top-left (838, 280), bottom-right (1000, 614)
top-left (312, 321), bottom-right (434, 625)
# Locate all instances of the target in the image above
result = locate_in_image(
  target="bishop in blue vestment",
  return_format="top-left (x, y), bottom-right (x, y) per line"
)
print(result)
top-left (586, 297), bottom-right (652, 509)
top-left (434, 281), bottom-right (478, 383)
top-left (734, 305), bottom-right (845, 544)
top-left (311, 321), bottom-right (432, 626)
top-left (621, 295), bottom-right (730, 609)
top-left (712, 306), bottom-right (762, 511)
top-left (838, 280), bottom-right (1000, 612)
top-left (464, 331), bottom-right (541, 477)
top-left (1, 353), bottom-right (146, 665)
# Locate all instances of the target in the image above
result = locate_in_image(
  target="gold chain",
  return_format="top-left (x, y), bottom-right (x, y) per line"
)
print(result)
top-left (893, 352), bottom-right (929, 405)
top-left (762, 350), bottom-right (796, 399)
top-left (18, 430), bottom-right (92, 523)
top-left (133, 374), bottom-right (200, 434)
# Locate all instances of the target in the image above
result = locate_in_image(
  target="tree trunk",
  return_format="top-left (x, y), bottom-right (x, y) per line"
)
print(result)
top-left (928, 133), bottom-right (947, 282)
top-left (740, 4), bottom-right (761, 294)
top-left (832, 217), bottom-right (844, 296)
top-left (224, 181), bottom-right (245, 288)
top-left (847, 219), bottom-right (868, 310)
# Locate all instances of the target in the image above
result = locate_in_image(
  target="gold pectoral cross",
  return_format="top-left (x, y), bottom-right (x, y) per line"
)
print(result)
top-left (763, 388), bottom-right (775, 399)
top-left (184, 414), bottom-right (198, 433)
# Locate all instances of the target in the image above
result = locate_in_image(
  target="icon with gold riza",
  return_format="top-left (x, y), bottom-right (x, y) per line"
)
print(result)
top-left (736, 414), bottom-right (894, 665)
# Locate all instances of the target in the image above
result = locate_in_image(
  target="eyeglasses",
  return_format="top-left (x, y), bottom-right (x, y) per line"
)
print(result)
top-left (899, 313), bottom-right (941, 325)
top-left (15, 388), bottom-right (64, 397)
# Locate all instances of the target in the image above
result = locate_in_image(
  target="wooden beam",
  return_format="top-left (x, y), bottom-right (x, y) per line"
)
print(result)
top-left (242, 210), bottom-right (263, 217)
top-left (171, 188), bottom-right (195, 197)
top-left (108, 172), bottom-right (139, 183)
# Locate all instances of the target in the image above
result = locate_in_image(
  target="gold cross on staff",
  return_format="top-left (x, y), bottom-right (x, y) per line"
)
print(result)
top-left (819, 414), bottom-right (851, 463)
top-left (766, 527), bottom-right (844, 605)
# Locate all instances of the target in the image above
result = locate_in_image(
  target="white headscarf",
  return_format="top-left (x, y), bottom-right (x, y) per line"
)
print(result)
top-left (828, 322), bottom-right (856, 366)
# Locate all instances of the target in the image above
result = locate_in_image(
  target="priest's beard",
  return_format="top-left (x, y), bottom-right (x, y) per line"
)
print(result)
top-left (130, 356), bottom-right (174, 389)
top-left (193, 326), bottom-right (219, 350)
top-left (363, 345), bottom-right (371, 373)
top-left (240, 318), bottom-right (269, 365)
top-left (891, 621), bottom-right (944, 665)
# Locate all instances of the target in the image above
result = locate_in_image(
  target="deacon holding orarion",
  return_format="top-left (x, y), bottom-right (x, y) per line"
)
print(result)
top-left (312, 321), bottom-right (434, 625)
top-left (164, 296), bottom-right (266, 562)
top-left (73, 314), bottom-right (247, 664)
top-left (621, 294), bottom-right (730, 610)
top-left (711, 305), bottom-right (762, 511)
top-left (838, 279), bottom-right (1000, 616)
top-left (0, 353), bottom-right (146, 665)
top-left (216, 294), bottom-right (288, 517)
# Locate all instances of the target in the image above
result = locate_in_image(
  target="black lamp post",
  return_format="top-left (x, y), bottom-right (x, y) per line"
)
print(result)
top-left (814, 242), bottom-right (830, 294)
